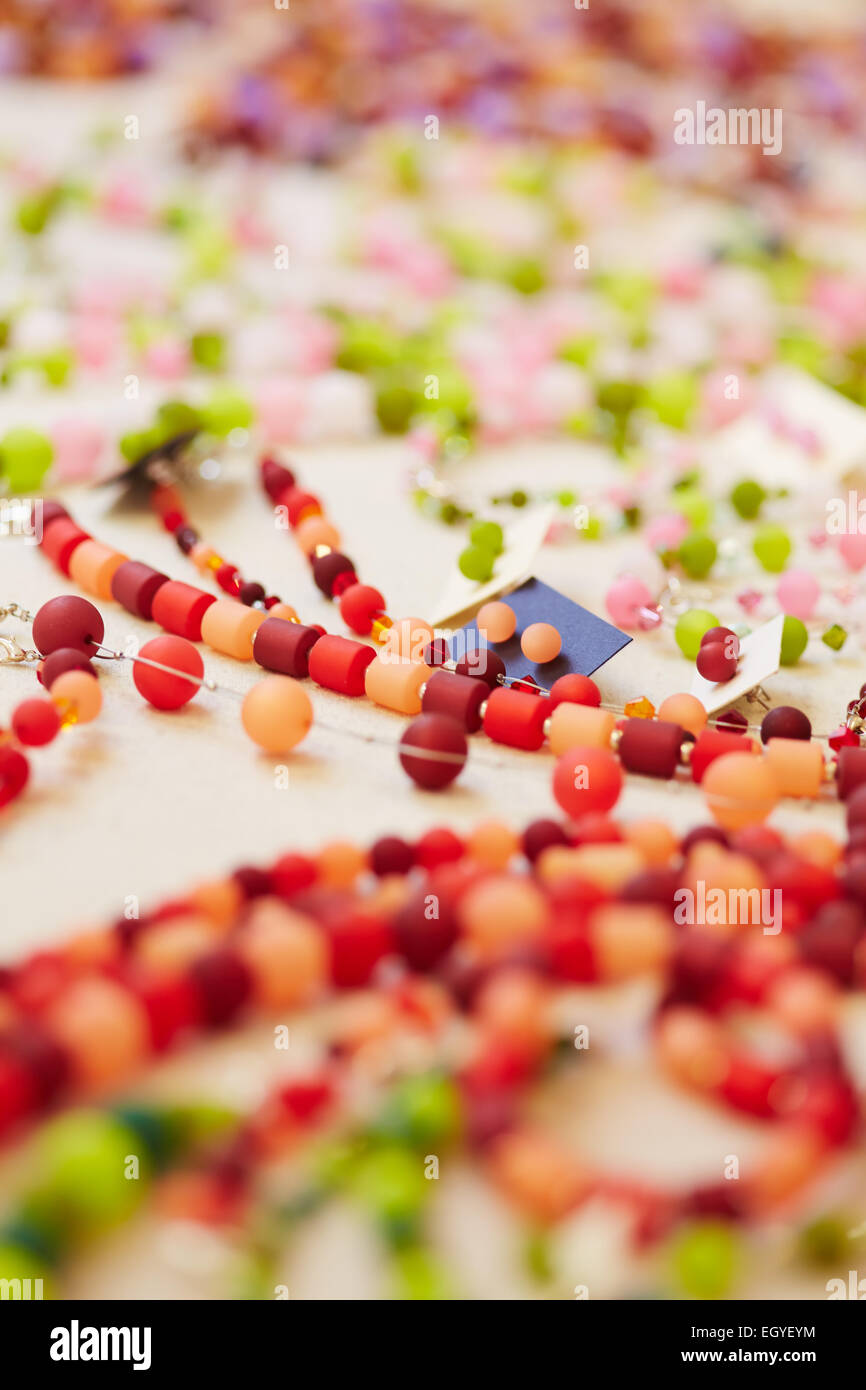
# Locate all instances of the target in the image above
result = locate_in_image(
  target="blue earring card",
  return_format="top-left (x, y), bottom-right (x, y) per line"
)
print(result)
top-left (452, 577), bottom-right (633, 684)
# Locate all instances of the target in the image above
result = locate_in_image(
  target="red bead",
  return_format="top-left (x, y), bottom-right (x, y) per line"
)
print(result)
top-left (700, 626), bottom-right (739, 653)
top-left (331, 569), bottom-right (359, 599)
top-left (690, 728), bottom-right (755, 782)
top-left (0, 746), bottom-right (30, 808)
top-left (133, 636), bottom-right (204, 710)
top-left (308, 634), bottom-right (376, 696)
top-left (253, 617), bottom-right (321, 678)
top-left (110, 559), bottom-right (170, 620)
top-left (260, 456), bottom-right (296, 501)
top-left (39, 500), bottom-right (69, 529)
top-left (271, 852), bottom-right (318, 899)
top-left (276, 1076), bottom-right (333, 1125)
top-left (399, 714), bottom-right (467, 789)
top-left (3, 1023), bottom-right (69, 1109)
top-left (618, 718), bottom-right (685, 779)
top-left (216, 563), bottom-right (240, 595)
top-left (339, 583), bottom-right (386, 635)
top-left (0, 1050), bottom-right (36, 1138)
top-left (278, 486), bottom-right (321, 527)
top-left (547, 916), bottom-right (597, 982)
top-left (765, 853), bottom-right (839, 915)
top-left (137, 974), bottom-right (201, 1051)
top-left (370, 836), bottom-right (415, 876)
top-left (39, 517), bottom-right (90, 574)
top-left (829, 724), bottom-right (860, 753)
top-left (32, 595), bottom-right (104, 657)
top-left (716, 709), bottom-right (749, 735)
top-left (422, 670), bottom-right (487, 732)
top-left (151, 580), bottom-right (216, 642)
top-left (11, 698), bottom-right (61, 747)
top-left (836, 745), bottom-right (866, 799)
top-left (800, 903), bottom-right (863, 985)
top-left (552, 746), bottom-right (623, 818)
top-left (323, 908), bottom-right (393, 988)
top-left (845, 784), bottom-right (866, 828)
top-left (776, 1070), bottom-right (857, 1145)
top-left (189, 950), bottom-right (252, 1027)
top-left (393, 882), bottom-right (458, 969)
top-left (482, 687), bottom-right (548, 750)
top-left (162, 510), bottom-right (184, 533)
top-left (423, 638), bottom-right (451, 668)
top-left (696, 641), bottom-right (737, 682)
top-left (38, 647), bottom-right (97, 689)
top-left (415, 827), bottom-right (464, 869)
top-left (717, 1053), bottom-right (781, 1119)
top-left (548, 674), bottom-right (601, 708)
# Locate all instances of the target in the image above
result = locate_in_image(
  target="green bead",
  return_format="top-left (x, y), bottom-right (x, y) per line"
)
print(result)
top-left (376, 381), bottom-right (417, 434)
top-left (0, 1242), bottom-right (54, 1298)
top-left (0, 427), bottom-right (53, 492)
top-left (155, 400), bottom-right (201, 439)
top-left (185, 221), bottom-right (234, 278)
top-left (645, 371), bottom-right (697, 430)
top-left (556, 490), bottom-right (577, 509)
top-left (190, 331), bottom-right (226, 373)
top-left (780, 615), bottom-right (808, 666)
top-left (336, 320), bottom-right (401, 372)
top-left (391, 1246), bottom-right (454, 1301)
top-left (469, 520), bottom-right (504, 555)
top-left (34, 1111), bottom-right (146, 1233)
top-left (674, 609), bottom-right (720, 660)
top-left (458, 545), bottom-right (495, 582)
top-left (504, 256), bottom-right (546, 295)
top-left (119, 428), bottom-right (159, 463)
top-left (375, 1074), bottom-right (461, 1147)
top-left (596, 380), bottom-right (641, 417)
top-left (730, 479), bottom-right (766, 520)
top-left (673, 487), bottom-right (713, 530)
top-left (41, 348), bottom-right (74, 388)
top-left (822, 624), bottom-right (848, 651)
top-left (753, 523), bottom-right (792, 573)
top-left (510, 489), bottom-right (529, 508)
top-left (199, 388), bottom-right (254, 437)
top-left (798, 1215), bottom-right (850, 1267)
top-left (672, 1221), bottom-right (739, 1300)
top-left (582, 515), bottom-right (603, 540)
top-left (353, 1147), bottom-right (427, 1224)
top-left (677, 531), bottom-right (718, 579)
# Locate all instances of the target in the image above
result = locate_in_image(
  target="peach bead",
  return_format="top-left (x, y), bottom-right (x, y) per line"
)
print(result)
top-left (237, 899), bottom-right (328, 1007)
top-left (763, 738), bottom-right (824, 799)
top-left (294, 516), bottom-right (341, 556)
top-left (534, 845), bottom-right (585, 885)
top-left (47, 978), bottom-right (148, 1089)
top-left (241, 675), bottom-right (312, 752)
top-left (65, 928), bottom-right (117, 967)
top-left (51, 670), bottom-right (102, 724)
top-left (477, 601), bottom-right (516, 644)
top-left (189, 877), bottom-right (242, 928)
top-left (459, 875), bottom-right (547, 956)
top-left (68, 539), bottom-right (128, 599)
top-left (268, 602), bottom-right (299, 624)
top-left (489, 1130), bottom-right (588, 1223)
top-left (622, 819), bottom-right (678, 865)
top-left (366, 874), bottom-right (412, 916)
top-left (317, 840), bottom-right (368, 888)
top-left (476, 969), bottom-right (550, 1052)
top-left (364, 655), bottom-right (432, 714)
top-left (135, 916), bottom-right (217, 973)
top-left (590, 904), bottom-right (673, 979)
top-left (655, 1007), bottom-right (729, 1091)
top-left (747, 1126), bottom-right (825, 1210)
top-left (201, 598), bottom-right (266, 660)
top-left (789, 830), bottom-right (841, 870)
top-left (767, 968), bottom-right (840, 1034)
top-left (657, 692), bottom-right (707, 738)
top-left (383, 616), bottom-right (435, 662)
top-left (520, 622), bottom-right (561, 664)
top-left (548, 702), bottom-right (616, 754)
top-left (703, 752), bottom-right (779, 830)
top-left (466, 820), bottom-right (519, 868)
top-left (191, 543), bottom-right (218, 574)
top-left (558, 843), bottom-right (643, 891)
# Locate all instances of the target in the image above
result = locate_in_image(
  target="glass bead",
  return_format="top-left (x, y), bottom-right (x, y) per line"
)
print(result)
top-left (623, 697), bottom-right (655, 719)
top-left (822, 624), bottom-right (848, 651)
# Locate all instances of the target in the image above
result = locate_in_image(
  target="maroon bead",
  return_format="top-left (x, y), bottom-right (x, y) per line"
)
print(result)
top-left (39, 500), bottom-right (69, 529)
top-left (522, 819), bottom-right (567, 862)
top-left (618, 719), bottom-right (685, 779)
top-left (700, 626), bottom-right (739, 652)
top-left (422, 669), bottom-right (488, 733)
top-left (260, 456), bottom-right (295, 501)
top-left (836, 746), bottom-right (866, 801)
top-left (422, 638), bottom-right (451, 667)
top-left (842, 853), bottom-right (866, 906)
top-left (253, 617), bottom-right (321, 678)
top-left (239, 581), bottom-right (266, 606)
top-left (684, 1182), bottom-right (745, 1221)
top-left (38, 647), bottom-right (97, 689)
top-left (312, 551), bottom-right (355, 597)
top-left (110, 559), bottom-right (170, 620)
top-left (620, 866), bottom-right (680, 909)
top-left (800, 902), bottom-right (863, 985)
top-left (846, 785), bottom-right (866, 830)
top-left (4, 1023), bottom-right (70, 1109)
top-left (680, 825), bottom-right (729, 854)
top-left (32, 595), bottom-right (104, 657)
top-left (454, 646), bottom-right (505, 689)
top-left (393, 884), bottom-right (459, 970)
top-left (189, 950), bottom-right (252, 1027)
top-left (760, 705), bottom-right (812, 744)
top-left (370, 836), bottom-right (415, 877)
top-left (399, 714), bottom-right (467, 790)
top-left (232, 865), bottom-right (272, 899)
top-left (175, 525), bottom-right (199, 555)
top-left (666, 931), bottom-right (732, 1007)
top-left (696, 641), bottom-right (737, 682)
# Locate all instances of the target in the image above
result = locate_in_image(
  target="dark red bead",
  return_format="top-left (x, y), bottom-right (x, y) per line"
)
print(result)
top-left (800, 902), bottom-right (864, 985)
top-left (4, 1023), bottom-right (70, 1108)
top-left (260, 456), bottom-right (295, 501)
top-left (239, 581), bottom-right (266, 607)
top-left (370, 836), bottom-right (415, 876)
top-left (175, 525), bottom-right (199, 554)
top-left (680, 825), bottom-right (729, 854)
top-left (394, 884), bottom-right (459, 970)
top-left (454, 647), bottom-right (505, 689)
top-left (618, 718), bottom-right (685, 779)
top-left (845, 784), bottom-right (866, 829)
top-left (422, 638), bottom-right (451, 667)
top-left (837, 745), bottom-right (866, 799)
top-left (715, 709), bottom-right (749, 735)
top-left (232, 865), bottom-right (272, 899)
top-left (253, 618), bottom-right (321, 678)
top-left (189, 951), bottom-right (252, 1027)
top-left (312, 551), bottom-right (356, 598)
top-left (32, 595), bottom-right (104, 657)
top-left (324, 908), bottom-right (393, 988)
top-left (39, 499), bottom-right (69, 529)
top-left (0, 1050), bottom-right (36, 1138)
top-left (760, 705), bottom-right (812, 744)
top-left (522, 819), bottom-right (567, 862)
top-left (620, 866), bottom-right (680, 909)
top-left (547, 916), bottom-right (596, 982)
top-left (718, 1054), bottom-right (781, 1119)
top-left (422, 670), bottom-right (488, 733)
top-left (399, 714), bottom-right (467, 790)
top-left (110, 559), bottom-right (170, 620)
top-left (0, 746), bottom-right (29, 809)
top-left (730, 825), bottom-right (786, 866)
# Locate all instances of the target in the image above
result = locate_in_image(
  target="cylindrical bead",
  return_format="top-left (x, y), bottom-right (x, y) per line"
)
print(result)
top-left (764, 738), bottom-right (824, 798)
top-left (40, 517), bottom-right (90, 575)
top-left (364, 656), bottom-right (431, 714)
top-left (548, 702), bottom-right (616, 755)
top-left (617, 719), bottom-right (685, 779)
top-left (836, 746), bottom-right (866, 801)
top-left (110, 560), bottom-right (170, 619)
top-left (307, 634), bottom-right (376, 696)
top-left (690, 728), bottom-right (757, 783)
top-left (68, 540), bottom-right (129, 599)
top-left (422, 670), bottom-right (488, 732)
top-left (151, 581), bottom-right (216, 642)
top-left (482, 687), bottom-right (549, 750)
top-left (253, 618), bottom-right (321, 678)
top-left (200, 598), bottom-right (266, 660)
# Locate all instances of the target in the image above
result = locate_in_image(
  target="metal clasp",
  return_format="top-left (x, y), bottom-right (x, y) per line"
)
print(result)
top-left (0, 634), bottom-right (28, 663)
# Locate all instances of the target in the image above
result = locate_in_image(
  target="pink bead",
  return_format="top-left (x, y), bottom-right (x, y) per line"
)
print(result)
top-left (142, 338), bottom-right (189, 380)
top-left (644, 514), bottom-right (689, 551)
top-left (605, 575), bottom-right (653, 630)
top-left (51, 418), bottom-right (105, 481)
top-left (520, 622), bottom-right (562, 664)
top-left (838, 533), bottom-right (866, 573)
top-left (776, 568), bottom-right (820, 620)
top-left (700, 367), bottom-right (755, 428)
top-left (256, 379), bottom-right (306, 443)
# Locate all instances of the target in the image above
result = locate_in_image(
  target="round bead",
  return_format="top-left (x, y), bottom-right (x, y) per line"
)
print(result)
top-left (294, 516), bottom-right (341, 555)
top-left (11, 698), bottom-right (61, 747)
top-left (703, 753), bottom-right (779, 830)
top-left (47, 979), bottom-right (148, 1089)
top-left (459, 876), bottom-right (547, 957)
top-left (777, 569), bottom-right (819, 621)
top-left (548, 674), bottom-right (601, 709)
top-left (657, 693), bottom-right (707, 737)
top-left (0, 746), bottom-right (29, 808)
top-left (241, 675), bottom-right (313, 753)
top-left (458, 545), bottom-right (495, 582)
top-left (32, 595), bottom-right (104, 657)
top-left (605, 575), bottom-right (653, 630)
top-left (838, 532), bottom-right (866, 573)
top-left (753, 523), bottom-right (792, 573)
top-left (399, 713), bottom-right (467, 790)
top-left (552, 746), bottom-right (623, 818)
top-left (780, 616), bottom-right (808, 666)
top-left (677, 531), bottom-right (717, 580)
top-left (370, 836), bottom-right (415, 876)
top-left (237, 901), bottom-right (327, 1008)
top-left (520, 622), bottom-right (562, 664)
top-left (133, 636), bottom-right (204, 710)
top-left (422, 637), bottom-right (451, 667)
top-left (312, 551), bottom-right (355, 597)
top-left (339, 583), bottom-right (385, 635)
top-left (384, 617), bottom-right (435, 662)
top-left (454, 646), bottom-right (505, 689)
top-left (477, 602), bottom-right (516, 644)
top-left (466, 820), bottom-right (519, 868)
top-left (51, 670), bottom-right (102, 723)
top-left (674, 609), bottom-right (720, 659)
top-left (696, 641), bottom-right (737, 682)
top-left (700, 626), bottom-right (739, 655)
top-left (760, 705), bottom-right (812, 744)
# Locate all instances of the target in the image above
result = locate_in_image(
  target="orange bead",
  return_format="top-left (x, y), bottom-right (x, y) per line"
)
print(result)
top-left (65, 928), bottom-right (117, 967)
top-left (622, 818), bottom-right (678, 865)
top-left (189, 877), bottom-right (242, 929)
top-left (317, 840), bottom-right (367, 888)
top-left (47, 978), bottom-right (148, 1090)
top-left (763, 738), bottom-right (824, 799)
top-left (190, 543), bottom-right (218, 574)
top-left (655, 1006), bottom-right (728, 1091)
top-left (476, 601), bottom-right (516, 644)
top-left (68, 539), bottom-right (128, 599)
top-left (476, 969), bottom-right (550, 1053)
top-left (201, 598), bottom-right (266, 660)
top-left (703, 752), bottom-right (779, 830)
top-left (364, 655), bottom-right (431, 714)
top-left (489, 1129), bottom-right (588, 1223)
top-left (766, 968), bottom-right (840, 1034)
top-left (459, 875), bottom-right (547, 956)
top-left (51, 669), bottom-right (102, 724)
top-left (241, 675), bottom-right (312, 753)
top-left (237, 899), bottom-right (328, 1007)
top-left (789, 829), bottom-right (841, 870)
top-left (382, 616), bottom-right (435, 662)
top-left (520, 622), bottom-right (561, 664)
top-left (548, 703), bottom-right (616, 754)
top-left (657, 692), bottom-right (707, 738)
top-left (553, 843), bottom-right (642, 891)
top-left (466, 819), bottom-right (520, 868)
top-left (135, 916), bottom-right (217, 973)
top-left (268, 602), bottom-right (299, 624)
top-left (294, 516), bottom-right (341, 556)
top-left (590, 903), bottom-right (673, 979)
top-left (746, 1126), bottom-right (826, 1210)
